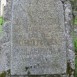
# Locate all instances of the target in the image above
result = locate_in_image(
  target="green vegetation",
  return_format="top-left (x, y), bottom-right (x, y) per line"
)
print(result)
top-left (0, 71), bottom-right (6, 77)
top-left (0, 17), bottom-right (4, 33)
top-left (74, 37), bottom-right (77, 53)
top-left (74, 20), bottom-right (77, 77)
top-left (70, 0), bottom-right (77, 76)
top-left (75, 57), bottom-right (77, 77)
top-left (0, 17), bottom-right (4, 25)
top-left (0, 69), bottom-right (10, 77)
top-left (70, 0), bottom-right (77, 11)
top-left (74, 17), bottom-right (77, 25)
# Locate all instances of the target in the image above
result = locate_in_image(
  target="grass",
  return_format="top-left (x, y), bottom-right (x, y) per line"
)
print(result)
top-left (72, 13), bottom-right (77, 76)
top-left (73, 37), bottom-right (77, 77)
top-left (73, 30), bottom-right (77, 77)
top-left (73, 37), bottom-right (77, 53)
top-left (74, 17), bottom-right (77, 25)
top-left (75, 56), bottom-right (77, 77)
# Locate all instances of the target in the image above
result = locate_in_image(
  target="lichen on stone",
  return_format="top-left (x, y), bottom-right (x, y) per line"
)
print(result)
top-left (0, 71), bottom-right (6, 77)
top-left (0, 69), bottom-right (10, 77)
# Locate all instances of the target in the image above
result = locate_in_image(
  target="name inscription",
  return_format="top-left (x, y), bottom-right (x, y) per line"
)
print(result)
top-left (14, 38), bottom-right (59, 46)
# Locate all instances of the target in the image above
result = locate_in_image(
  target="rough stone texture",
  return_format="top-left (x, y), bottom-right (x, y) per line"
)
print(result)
top-left (11, 0), bottom-right (66, 75)
top-left (11, 74), bottom-right (67, 77)
top-left (0, 0), bottom-right (12, 74)
top-left (64, 1), bottom-right (75, 77)
top-left (4, 0), bottom-right (12, 21)
top-left (0, 0), bottom-right (75, 77)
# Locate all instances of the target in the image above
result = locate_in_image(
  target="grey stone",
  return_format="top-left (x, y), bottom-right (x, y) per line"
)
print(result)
top-left (11, 0), bottom-right (67, 75)
top-left (0, 0), bottom-right (12, 74)
top-left (64, 1), bottom-right (75, 77)
top-left (0, 0), bottom-right (75, 77)
top-left (11, 76), bottom-right (19, 77)
top-left (4, 0), bottom-right (12, 21)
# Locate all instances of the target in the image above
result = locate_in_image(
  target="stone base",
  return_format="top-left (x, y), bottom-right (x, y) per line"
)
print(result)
top-left (10, 74), bottom-right (67, 77)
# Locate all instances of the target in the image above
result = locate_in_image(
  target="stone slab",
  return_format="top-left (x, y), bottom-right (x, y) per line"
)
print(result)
top-left (11, 0), bottom-right (67, 75)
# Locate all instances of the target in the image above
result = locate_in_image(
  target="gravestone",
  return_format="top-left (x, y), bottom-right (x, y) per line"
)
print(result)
top-left (11, 0), bottom-right (67, 75)
top-left (0, 0), bottom-right (75, 77)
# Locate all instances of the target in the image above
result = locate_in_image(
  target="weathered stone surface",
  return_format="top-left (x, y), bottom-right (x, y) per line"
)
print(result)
top-left (0, 0), bottom-right (12, 74)
top-left (64, 1), bottom-right (75, 77)
top-left (0, 0), bottom-right (75, 77)
top-left (11, 74), bottom-right (67, 77)
top-left (11, 0), bottom-right (67, 75)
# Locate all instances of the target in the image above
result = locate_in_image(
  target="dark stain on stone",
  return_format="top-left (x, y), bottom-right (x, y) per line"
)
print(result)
top-left (33, 65), bottom-right (36, 68)
top-left (25, 66), bottom-right (33, 71)
top-left (27, 75), bottom-right (62, 77)
top-left (7, 69), bottom-right (11, 75)
top-left (30, 66), bottom-right (32, 68)
top-left (25, 67), bottom-right (29, 71)
top-left (46, 75), bottom-right (61, 77)
top-left (27, 71), bottom-right (31, 75)
top-left (67, 61), bottom-right (75, 77)
top-left (45, 58), bottom-right (47, 61)
top-left (37, 64), bottom-right (39, 66)
top-left (0, 47), bottom-right (1, 51)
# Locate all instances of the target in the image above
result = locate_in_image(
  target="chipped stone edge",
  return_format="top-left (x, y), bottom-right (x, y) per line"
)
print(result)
top-left (61, 0), bottom-right (75, 77)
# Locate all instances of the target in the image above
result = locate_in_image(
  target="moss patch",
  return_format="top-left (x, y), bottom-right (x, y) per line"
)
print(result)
top-left (0, 17), bottom-right (4, 25)
top-left (73, 37), bottom-right (77, 53)
top-left (0, 17), bottom-right (4, 33)
top-left (0, 69), bottom-right (10, 77)
top-left (73, 32), bottom-right (77, 77)
top-left (75, 56), bottom-right (77, 77)
top-left (0, 71), bottom-right (6, 77)
top-left (74, 17), bottom-right (77, 25)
